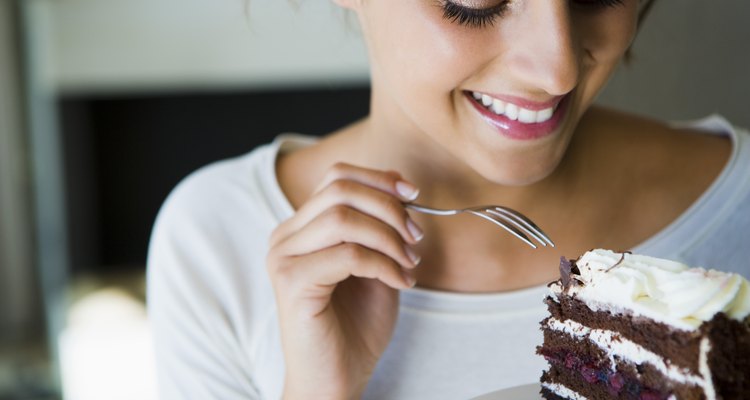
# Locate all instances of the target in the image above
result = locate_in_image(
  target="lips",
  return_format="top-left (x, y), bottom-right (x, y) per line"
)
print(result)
top-left (472, 91), bottom-right (558, 124)
top-left (465, 90), bottom-right (570, 141)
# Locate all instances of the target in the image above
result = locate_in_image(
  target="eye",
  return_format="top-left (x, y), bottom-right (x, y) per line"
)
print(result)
top-left (441, 0), bottom-right (510, 28)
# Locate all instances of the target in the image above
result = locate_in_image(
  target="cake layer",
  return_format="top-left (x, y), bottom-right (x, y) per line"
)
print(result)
top-left (553, 250), bottom-right (750, 330)
top-left (539, 327), bottom-right (705, 399)
top-left (701, 313), bottom-right (750, 399)
top-left (544, 295), bottom-right (750, 398)
top-left (545, 295), bottom-right (702, 373)
top-left (541, 364), bottom-right (688, 400)
top-left (540, 250), bottom-right (750, 400)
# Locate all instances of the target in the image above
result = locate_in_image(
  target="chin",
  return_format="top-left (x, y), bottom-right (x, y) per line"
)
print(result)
top-left (484, 171), bottom-right (554, 187)
top-left (473, 155), bottom-right (563, 187)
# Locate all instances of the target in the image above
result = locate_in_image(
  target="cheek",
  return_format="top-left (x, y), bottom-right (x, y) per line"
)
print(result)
top-left (367, 1), bottom-right (492, 96)
top-left (574, 6), bottom-right (639, 109)
top-left (578, 6), bottom-right (639, 66)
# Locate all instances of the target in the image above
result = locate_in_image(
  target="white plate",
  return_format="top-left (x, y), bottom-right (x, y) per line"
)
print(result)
top-left (471, 383), bottom-right (541, 400)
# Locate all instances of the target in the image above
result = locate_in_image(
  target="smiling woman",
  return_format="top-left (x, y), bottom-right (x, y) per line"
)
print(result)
top-left (146, 1), bottom-right (750, 399)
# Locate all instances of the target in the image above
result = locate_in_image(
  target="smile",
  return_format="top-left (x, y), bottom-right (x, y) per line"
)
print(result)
top-left (465, 90), bottom-right (570, 141)
top-left (471, 91), bottom-right (557, 124)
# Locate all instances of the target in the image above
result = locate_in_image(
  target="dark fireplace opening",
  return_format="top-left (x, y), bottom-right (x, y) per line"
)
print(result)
top-left (58, 85), bottom-right (370, 275)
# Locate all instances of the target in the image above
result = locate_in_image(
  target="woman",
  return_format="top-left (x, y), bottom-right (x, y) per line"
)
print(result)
top-left (147, 0), bottom-right (750, 399)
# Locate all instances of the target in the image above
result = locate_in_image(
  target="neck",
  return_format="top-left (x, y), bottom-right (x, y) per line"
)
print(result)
top-left (342, 102), bottom-right (576, 211)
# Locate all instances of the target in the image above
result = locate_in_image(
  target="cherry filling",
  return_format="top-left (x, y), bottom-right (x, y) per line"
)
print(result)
top-left (540, 349), bottom-right (672, 400)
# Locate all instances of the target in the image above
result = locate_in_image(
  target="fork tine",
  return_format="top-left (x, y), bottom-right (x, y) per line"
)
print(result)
top-left (486, 209), bottom-right (548, 247)
top-left (467, 210), bottom-right (537, 249)
top-left (492, 207), bottom-right (555, 247)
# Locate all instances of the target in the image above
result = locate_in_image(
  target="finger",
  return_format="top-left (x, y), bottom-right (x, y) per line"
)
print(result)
top-left (273, 243), bottom-right (415, 292)
top-left (313, 162), bottom-right (420, 202)
top-left (270, 163), bottom-right (422, 248)
top-left (277, 179), bottom-right (424, 247)
top-left (275, 205), bottom-right (421, 270)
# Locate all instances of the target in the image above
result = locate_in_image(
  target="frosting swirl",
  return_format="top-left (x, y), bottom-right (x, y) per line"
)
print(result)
top-left (552, 249), bottom-right (750, 330)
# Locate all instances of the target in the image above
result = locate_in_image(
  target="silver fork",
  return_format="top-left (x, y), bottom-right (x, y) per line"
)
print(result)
top-left (406, 203), bottom-right (554, 249)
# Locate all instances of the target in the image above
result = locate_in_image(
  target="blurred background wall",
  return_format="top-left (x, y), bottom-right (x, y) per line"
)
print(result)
top-left (600, 0), bottom-right (750, 128)
top-left (40, 0), bottom-right (750, 128)
top-left (2, 0), bottom-right (748, 399)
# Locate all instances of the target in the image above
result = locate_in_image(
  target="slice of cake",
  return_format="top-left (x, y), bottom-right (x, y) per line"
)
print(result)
top-left (537, 249), bottom-right (750, 400)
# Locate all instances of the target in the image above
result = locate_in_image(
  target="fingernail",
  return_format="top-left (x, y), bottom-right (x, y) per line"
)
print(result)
top-left (402, 271), bottom-right (417, 288)
top-left (404, 245), bottom-right (421, 266)
top-left (396, 180), bottom-right (419, 201)
top-left (406, 217), bottom-right (424, 242)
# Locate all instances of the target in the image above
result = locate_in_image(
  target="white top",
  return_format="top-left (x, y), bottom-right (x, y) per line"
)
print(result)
top-left (147, 115), bottom-right (750, 400)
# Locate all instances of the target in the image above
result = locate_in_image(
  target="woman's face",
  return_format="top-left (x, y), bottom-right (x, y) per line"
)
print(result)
top-left (343, 0), bottom-right (640, 185)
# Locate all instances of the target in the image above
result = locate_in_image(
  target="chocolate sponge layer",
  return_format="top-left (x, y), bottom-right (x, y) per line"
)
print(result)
top-left (538, 328), bottom-right (704, 400)
top-left (545, 295), bottom-right (702, 373)
top-left (542, 293), bottom-right (750, 399)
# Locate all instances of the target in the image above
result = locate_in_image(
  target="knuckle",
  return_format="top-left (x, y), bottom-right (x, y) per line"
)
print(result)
top-left (338, 242), bottom-right (366, 263)
top-left (328, 162), bottom-right (351, 178)
top-left (384, 169), bottom-right (402, 179)
top-left (266, 254), bottom-right (293, 283)
top-left (377, 228), bottom-right (402, 254)
top-left (272, 269), bottom-right (296, 290)
top-left (268, 216), bottom-right (299, 247)
top-left (373, 170), bottom-right (398, 188)
top-left (325, 179), bottom-right (354, 198)
top-left (324, 204), bottom-right (353, 226)
top-left (381, 195), bottom-right (407, 218)
top-left (268, 225), bottom-right (285, 247)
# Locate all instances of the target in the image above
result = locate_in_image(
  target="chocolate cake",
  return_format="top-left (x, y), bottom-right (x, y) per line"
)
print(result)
top-left (537, 249), bottom-right (750, 400)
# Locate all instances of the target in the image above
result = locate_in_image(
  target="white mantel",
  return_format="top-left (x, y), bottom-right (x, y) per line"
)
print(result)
top-left (38, 0), bottom-right (370, 93)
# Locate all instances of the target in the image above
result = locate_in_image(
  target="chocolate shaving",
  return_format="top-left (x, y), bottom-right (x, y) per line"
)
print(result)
top-left (559, 256), bottom-right (573, 289)
top-left (605, 250), bottom-right (632, 273)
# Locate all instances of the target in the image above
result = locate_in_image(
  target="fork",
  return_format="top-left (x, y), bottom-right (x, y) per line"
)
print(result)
top-left (406, 203), bottom-right (554, 249)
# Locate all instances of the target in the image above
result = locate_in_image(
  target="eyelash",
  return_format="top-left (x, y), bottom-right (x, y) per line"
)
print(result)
top-left (442, 1), bottom-right (509, 28)
top-left (442, 0), bottom-right (626, 29)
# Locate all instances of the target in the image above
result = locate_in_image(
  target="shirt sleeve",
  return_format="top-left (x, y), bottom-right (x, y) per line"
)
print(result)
top-left (147, 168), bottom-right (264, 400)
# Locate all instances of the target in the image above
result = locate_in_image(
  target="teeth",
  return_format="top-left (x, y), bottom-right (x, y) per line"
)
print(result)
top-left (518, 108), bottom-right (536, 124)
top-left (491, 99), bottom-right (505, 115)
top-left (471, 91), bottom-right (557, 124)
top-left (505, 103), bottom-right (519, 121)
top-left (536, 107), bottom-right (554, 123)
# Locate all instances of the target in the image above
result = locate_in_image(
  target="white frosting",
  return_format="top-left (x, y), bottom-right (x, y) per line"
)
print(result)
top-left (698, 338), bottom-right (716, 400)
top-left (551, 249), bottom-right (750, 330)
top-left (545, 318), bottom-right (710, 391)
top-left (541, 382), bottom-right (589, 400)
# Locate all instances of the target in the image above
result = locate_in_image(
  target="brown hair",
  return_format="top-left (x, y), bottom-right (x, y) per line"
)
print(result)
top-left (638, 0), bottom-right (657, 28)
top-left (626, 0), bottom-right (658, 62)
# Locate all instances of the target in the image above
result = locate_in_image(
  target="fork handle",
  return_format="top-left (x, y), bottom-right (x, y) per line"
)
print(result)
top-left (405, 203), bottom-right (459, 216)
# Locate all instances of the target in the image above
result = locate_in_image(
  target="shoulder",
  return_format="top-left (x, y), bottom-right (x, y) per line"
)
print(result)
top-left (579, 107), bottom-right (731, 163)
top-left (275, 124), bottom-right (363, 210)
top-left (577, 107), bottom-right (732, 187)
top-left (155, 140), bottom-right (288, 235)
top-left (569, 107), bottom-right (734, 248)
top-left (147, 141), bottom-right (288, 281)
top-left (146, 144), bottom-right (285, 363)
top-left (146, 148), bottom-right (282, 399)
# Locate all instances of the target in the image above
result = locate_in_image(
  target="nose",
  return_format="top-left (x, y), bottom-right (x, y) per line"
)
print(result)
top-left (505, 2), bottom-right (579, 96)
